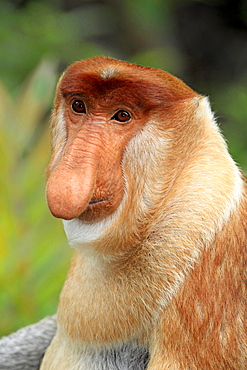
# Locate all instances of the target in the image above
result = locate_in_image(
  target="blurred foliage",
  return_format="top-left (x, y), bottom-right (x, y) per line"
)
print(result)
top-left (0, 0), bottom-right (247, 335)
top-left (0, 1), bottom-right (109, 91)
top-left (0, 60), bottom-right (71, 335)
top-left (214, 79), bottom-right (247, 173)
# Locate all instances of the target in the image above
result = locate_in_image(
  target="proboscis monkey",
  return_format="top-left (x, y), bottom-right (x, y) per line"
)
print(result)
top-left (41, 57), bottom-right (247, 370)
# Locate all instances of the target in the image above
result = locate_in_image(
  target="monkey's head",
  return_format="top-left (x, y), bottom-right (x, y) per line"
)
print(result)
top-left (46, 56), bottom-right (198, 227)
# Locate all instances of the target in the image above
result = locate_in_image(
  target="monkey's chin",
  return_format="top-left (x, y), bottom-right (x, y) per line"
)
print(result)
top-left (63, 206), bottom-right (121, 247)
top-left (63, 217), bottom-right (111, 247)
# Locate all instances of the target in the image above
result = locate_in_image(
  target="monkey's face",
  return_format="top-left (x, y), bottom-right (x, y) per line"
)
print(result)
top-left (46, 57), bottom-right (196, 224)
top-left (46, 71), bottom-right (147, 223)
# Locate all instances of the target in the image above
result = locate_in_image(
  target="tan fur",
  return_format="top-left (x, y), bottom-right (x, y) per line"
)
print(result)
top-left (41, 57), bottom-right (246, 369)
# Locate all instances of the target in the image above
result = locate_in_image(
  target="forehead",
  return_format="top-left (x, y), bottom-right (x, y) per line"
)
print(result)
top-left (60, 71), bottom-right (163, 110)
top-left (58, 58), bottom-right (196, 108)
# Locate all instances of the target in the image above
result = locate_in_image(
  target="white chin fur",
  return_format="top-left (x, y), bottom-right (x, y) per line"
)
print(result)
top-left (62, 215), bottom-right (115, 248)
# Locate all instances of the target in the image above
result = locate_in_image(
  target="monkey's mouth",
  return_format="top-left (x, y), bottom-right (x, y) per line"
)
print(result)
top-left (78, 198), bottom-right (112, 222)
top-left (89, 198), bottom-right (108, 206)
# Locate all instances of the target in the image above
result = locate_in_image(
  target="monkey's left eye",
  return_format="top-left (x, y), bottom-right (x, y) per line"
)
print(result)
top-left (111, 110), bottom-right (131, 123)
top-left (71, 100), bottom-right (86, 113)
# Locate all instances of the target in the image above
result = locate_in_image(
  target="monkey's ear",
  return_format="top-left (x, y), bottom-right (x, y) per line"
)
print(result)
top-left (193, 96), bottom-right (200, 108)
top-left (193, 96), bottom-right (216, 124)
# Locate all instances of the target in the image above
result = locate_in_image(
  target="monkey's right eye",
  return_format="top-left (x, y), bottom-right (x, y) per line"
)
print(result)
top-left (71, 100), bottom-right (86, 113)
top-left (111, 110), bottom-right (131, 123)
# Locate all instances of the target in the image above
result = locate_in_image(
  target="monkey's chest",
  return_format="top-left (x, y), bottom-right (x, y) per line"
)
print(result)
top-left (56, 253), bottom-right (164, 346)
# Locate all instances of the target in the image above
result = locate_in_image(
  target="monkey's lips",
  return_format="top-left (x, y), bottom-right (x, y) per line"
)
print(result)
top-left (89, 198), bottom-right (108, 205)
top-left (78, 198), bottom-right (112, 222)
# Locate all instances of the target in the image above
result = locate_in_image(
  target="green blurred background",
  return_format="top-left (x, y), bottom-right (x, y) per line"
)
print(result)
top-left (0, 0), bottom-right (247, 336)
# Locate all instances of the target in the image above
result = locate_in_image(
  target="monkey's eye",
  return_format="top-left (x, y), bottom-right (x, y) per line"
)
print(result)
top-left (71, 100), bottom-right (86, 113)
top-left (111, 110), bottom-right (131, 123)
